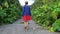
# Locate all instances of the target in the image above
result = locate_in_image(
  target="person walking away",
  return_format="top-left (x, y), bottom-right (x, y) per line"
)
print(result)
top-left (22, 1), bottom-right (31, 29)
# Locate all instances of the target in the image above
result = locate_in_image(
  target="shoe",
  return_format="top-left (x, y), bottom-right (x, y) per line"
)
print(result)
top-left (25, 26), bottom-right (28, 29)
top-left (25, 27), bottom-right (27, 29)
top-left (28, 23), bottom-right (30, 24)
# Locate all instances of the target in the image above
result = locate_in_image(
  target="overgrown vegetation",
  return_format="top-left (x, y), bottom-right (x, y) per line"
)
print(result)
top-left (0, 0), bottom-right (22, 25)
top-left (31, 0), bottom-right (60, 32)
top-left (0, 0), bottom-right (60, 32)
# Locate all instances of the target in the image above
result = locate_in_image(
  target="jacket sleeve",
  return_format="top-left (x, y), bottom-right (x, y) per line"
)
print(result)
top-left (29, 7), bottom-right (31, 16)
top-left (22, 7), bottom-right (24, 16)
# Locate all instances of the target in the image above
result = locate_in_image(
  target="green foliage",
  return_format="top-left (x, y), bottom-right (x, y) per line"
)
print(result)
top-left (51, 6), bottom-right (60, 20)
top-left (3, 1), bottom-right (9, 8)
top-left (0, 0), bottom-right (22, 25)
top-left (31, 0), bottom-right (60, 32)
top-left (49, 27), bottom-right (55, 32)
top-left (49, 19), bottom-right (60, 32)
top-left (0, 10), bottom-right (7, 17)
top-left (52, 19), bottom-right (60, 31)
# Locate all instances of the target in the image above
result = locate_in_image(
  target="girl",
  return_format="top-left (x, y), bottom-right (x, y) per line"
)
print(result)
top-left (22, 1), bottom-right (31, 29)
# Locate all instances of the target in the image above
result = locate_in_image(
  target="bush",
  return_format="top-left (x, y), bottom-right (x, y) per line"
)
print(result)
top-left (52, 19), bottom-right (60, 31)
top-left (0, 0), bottom-right (22, 25)
top-left (31, 0), bottom-right (60, 32)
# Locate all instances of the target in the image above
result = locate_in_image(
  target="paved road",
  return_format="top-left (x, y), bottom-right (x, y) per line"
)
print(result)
top-left (0, 19), bottom-right (60, 34)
